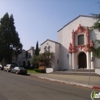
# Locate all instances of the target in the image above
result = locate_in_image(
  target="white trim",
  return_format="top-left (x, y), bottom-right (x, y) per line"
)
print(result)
top-left (86, 52), bottom-right (90, 69)
top-left (91, 52), bottom-right (94, 69)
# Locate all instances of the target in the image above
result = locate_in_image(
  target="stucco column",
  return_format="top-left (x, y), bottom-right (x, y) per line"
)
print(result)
top-left (91, 52), bottom-right (94, 69)
top-left (86, 52), bottom-right (90, 69)
top-left (72, 53), bottom-right (75, 69)
top-left (69, 53), bottom-right (72, 70)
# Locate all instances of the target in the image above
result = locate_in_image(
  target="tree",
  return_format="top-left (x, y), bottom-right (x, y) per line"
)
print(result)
top-left (31, 41), bottom-right (40, 68)
top-left (91, 14), bottom-right (100, 31)
top-left (90, 40), bottom-right (100, 58)
top-left (90, 14), bottom-right (100, 58)
top-left (41, 51), bottom-right (55, 68)
top-left (0, 13), bottom-right (22, 63)
top-left (30, 51), bottom-right (55, 68)
top-left (30, 55), bottom-right (39, 68)
top-left (35, 41), bottom-right (40, 56)
top-left (25, 51), bottom-right (28, 67)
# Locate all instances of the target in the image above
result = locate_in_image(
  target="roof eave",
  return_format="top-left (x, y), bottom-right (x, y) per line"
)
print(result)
top-left (57, 15), bottom-right (94, 32)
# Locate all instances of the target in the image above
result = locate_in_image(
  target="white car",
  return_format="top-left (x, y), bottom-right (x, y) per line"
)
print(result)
top-left (3, 64), bottom-right (16, 72)
top-left (0, 63), bottom-right (2, 69)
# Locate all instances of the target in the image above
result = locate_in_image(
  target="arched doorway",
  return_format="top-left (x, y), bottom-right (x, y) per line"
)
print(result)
top-left (78, 52), bottom-right (87, 69)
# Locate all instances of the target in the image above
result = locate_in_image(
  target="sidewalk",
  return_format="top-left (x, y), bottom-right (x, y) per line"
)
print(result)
top-left (30, 73), bottom-right (100, 90)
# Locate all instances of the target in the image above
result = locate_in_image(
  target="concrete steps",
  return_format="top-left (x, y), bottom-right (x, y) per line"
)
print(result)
top-left (69, 69), bottom-right (95, 72)
top-left (52, 69), bottom-right (99, 76)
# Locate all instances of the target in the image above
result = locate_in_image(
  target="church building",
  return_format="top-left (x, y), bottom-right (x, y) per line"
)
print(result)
top-left (40, 15), bottom-right (100, 71)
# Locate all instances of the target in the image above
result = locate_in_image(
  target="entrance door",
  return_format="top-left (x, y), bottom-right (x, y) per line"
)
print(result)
top-left (78, 52), bottom-right (87, 69)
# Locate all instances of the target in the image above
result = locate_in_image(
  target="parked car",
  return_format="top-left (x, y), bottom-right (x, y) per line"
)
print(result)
top-left (11, 67), bottom-right (27, 74)
top-left (1, 66), bottom-right (4, 70)
top-left (3, 64), bottom-right (16, 72)
top-left (0, 63), bottom-right (3, 70)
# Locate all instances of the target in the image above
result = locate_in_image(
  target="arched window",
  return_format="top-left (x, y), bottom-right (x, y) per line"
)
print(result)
top-left (78, 34), bottom-right (84, 45)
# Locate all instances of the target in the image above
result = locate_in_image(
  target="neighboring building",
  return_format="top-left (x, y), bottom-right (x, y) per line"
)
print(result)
top-left (40, 39), bottom-right (61, 71)
top-left (17, 46), bottom-right (35, 67)
top-left (40, 15), bottom-right (100, 71)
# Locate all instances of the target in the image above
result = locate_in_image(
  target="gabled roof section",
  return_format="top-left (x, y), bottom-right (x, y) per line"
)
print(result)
top-left (27, 46), bottom-right (34, 51)
top-left (57, 15), bottom-right (94, 32)
top-left (41, 39), bottom-right (60, 45)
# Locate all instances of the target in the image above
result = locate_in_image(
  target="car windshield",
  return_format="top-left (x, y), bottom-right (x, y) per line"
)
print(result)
top-left (18, 67), bottom-right (25, 70)
top-left (11, 65), bottom-right (16, 68)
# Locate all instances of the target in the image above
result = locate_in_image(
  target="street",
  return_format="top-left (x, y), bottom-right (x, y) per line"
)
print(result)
top-left (0, 71), bottom-right (99, 100)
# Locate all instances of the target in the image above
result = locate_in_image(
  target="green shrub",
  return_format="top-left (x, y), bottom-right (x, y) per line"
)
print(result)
top-left (35, 69), bottom-right (45, 73)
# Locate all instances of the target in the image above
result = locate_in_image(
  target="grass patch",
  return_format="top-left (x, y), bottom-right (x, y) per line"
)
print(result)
top-left (27, 69), bottom-right (38, 74)
top-left (27, 69), bottom-right (45, 74)
top-left (35, 69), bottom-right (45, 73)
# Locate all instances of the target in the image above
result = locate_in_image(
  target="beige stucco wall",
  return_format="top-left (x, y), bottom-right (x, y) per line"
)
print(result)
top-left (40, 40), bottom-right (60, 70)
top-left (40, 41), bottom-right (56, 54)
top-left (55, 43), bottom-right (61, 70)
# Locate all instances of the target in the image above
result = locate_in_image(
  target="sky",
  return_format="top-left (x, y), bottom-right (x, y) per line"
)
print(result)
top-left (0, 0), bottom-right (100, 50)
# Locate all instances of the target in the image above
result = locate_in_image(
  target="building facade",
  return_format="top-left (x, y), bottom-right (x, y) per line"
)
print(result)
top-left (58, 15), bottom-right (100, 70)
top-left (40, 15), bottom-right (100, 71)
top-left (40, 39), bottom-right (61, 71)
top-left (17, 46), bottom-right (35, 67)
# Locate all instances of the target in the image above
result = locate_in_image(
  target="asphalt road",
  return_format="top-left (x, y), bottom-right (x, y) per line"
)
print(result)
top-left (0, 71), bottom-right (99, 100)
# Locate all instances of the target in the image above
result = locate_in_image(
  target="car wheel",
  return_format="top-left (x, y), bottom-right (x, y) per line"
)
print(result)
top-left (16, 71), bottom-right (18, 74)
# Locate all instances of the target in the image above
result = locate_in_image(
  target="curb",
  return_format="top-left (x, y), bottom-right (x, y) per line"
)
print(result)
top-left (30, 75), bottom-right (100, 90)
top-left (37, 76), bottom-right (93, 88)
top-left (93, 86), bottom-right (100, 90)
